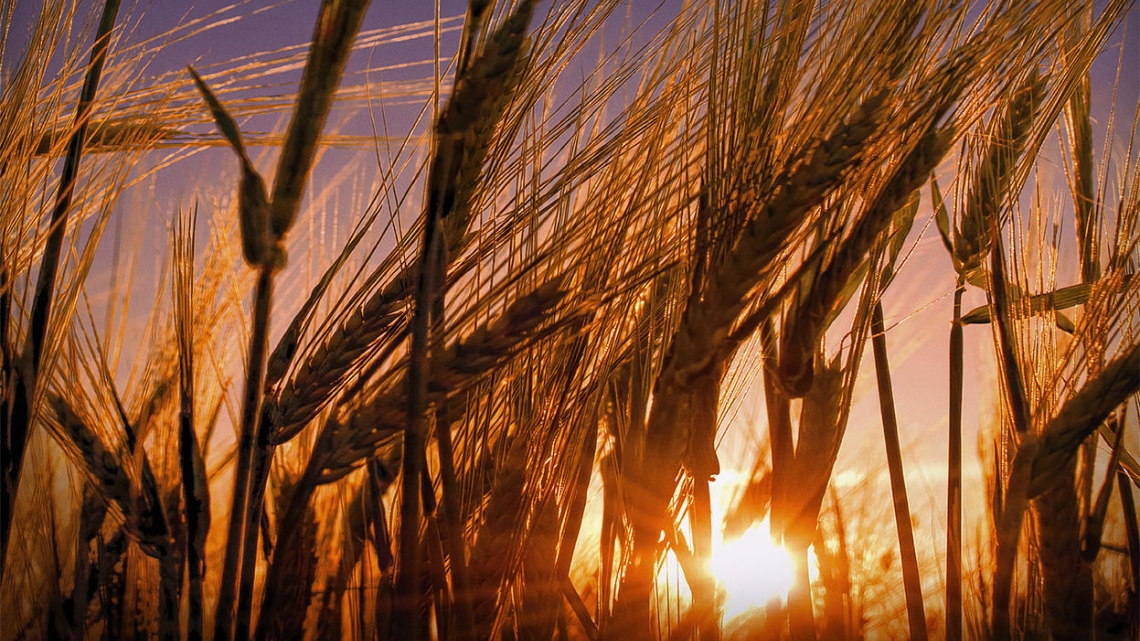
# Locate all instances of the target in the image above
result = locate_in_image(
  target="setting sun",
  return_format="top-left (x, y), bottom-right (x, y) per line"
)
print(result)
top-left (710, 520), bottom-right (795, 621)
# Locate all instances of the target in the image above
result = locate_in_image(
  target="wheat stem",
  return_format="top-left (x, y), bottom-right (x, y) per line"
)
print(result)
top-left (761, 319), bottom-right (795, 637)
top-left (562, 575), bottom-right (600, 641)
top-left (398, 43), bottom-right (451, 628)
top-left (947, 282), bottom-right (964, 641)
top-left (871, 303), bottom-right (927, 641)
top-left (215, 267), bottom-right (273, 641)
top-left (690, 478), bottom-right (718, 641)
top-left (1082, 415), bottom-right (1126, 560)
top-left (158, 554), bottom-right (182, 641)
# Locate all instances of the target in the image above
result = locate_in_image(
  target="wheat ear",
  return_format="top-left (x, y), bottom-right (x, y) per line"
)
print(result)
top-left (1064, 73), bottom-right (1099, 282)
top-left (611, 88), bottom-right (888, 637)
top-left (778, 125), bottom-right (953, 397)
top-left (266, 0), bottom-right (371, 239)
top-left (664, 88), bottom-right (889, 387)
top-left (468, 434), bottom-right (529, 640)
top-left (256, 488), bottom-right (321, 641)
top-left (455, 0), bottom-right (492, 77)
top-left (1028, 344), bottom-right (1140, 497)
top-left (47, 394), bottom-right (170, 557)
top-left (316, 485), bottom-right (369, 640)
top-left (1033, 458), bottom-right (1093, 640)
top-left (174, 207), bottom-right (209, 641)
top-left (64, 490), bottom-right (107, 639)
top-left (34, 118), bottom-right (184, 156)
top-left (271, 0), bottom-right (533, 442)
top-left (519, 495), bottom-right (563, 640)
top-left (315, 277), bottom-right (570, 484)
top-left (256, 276), bottom-right (567, 638)
top-left (992, 344), bottom-right (1139, 639)
top-left (953, 71), bottom-right (1044, 280)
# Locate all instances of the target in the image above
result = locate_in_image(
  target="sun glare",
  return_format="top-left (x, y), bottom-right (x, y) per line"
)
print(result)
top-left (710, 520), bottom-right (795, 621)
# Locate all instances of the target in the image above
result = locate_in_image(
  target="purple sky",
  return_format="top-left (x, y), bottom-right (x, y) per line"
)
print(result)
top-left (3, 0), bottom-right (1138, 550)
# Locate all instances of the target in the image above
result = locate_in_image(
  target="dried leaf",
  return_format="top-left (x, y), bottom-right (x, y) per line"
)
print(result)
top-left (961, 282), bottom-right (1093, 325)
top-left (188, 66), bottom-right (272, 267)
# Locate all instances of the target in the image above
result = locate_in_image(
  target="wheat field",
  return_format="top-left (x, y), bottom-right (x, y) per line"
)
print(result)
top-left (1, 0), bottom-right (1138, 640)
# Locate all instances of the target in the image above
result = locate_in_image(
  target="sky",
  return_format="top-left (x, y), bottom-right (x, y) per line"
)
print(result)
top-left (4, 0), bottom-right (1138, 564)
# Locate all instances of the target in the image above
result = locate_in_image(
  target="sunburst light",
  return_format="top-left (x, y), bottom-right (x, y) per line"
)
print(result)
top-left (710, 519), bottom-right (796, 621)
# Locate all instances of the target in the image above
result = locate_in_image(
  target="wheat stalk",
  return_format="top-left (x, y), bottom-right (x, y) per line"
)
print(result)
top-left (947, 278), bottom-right (966, 641)
top-left (189, 62), bottom-right (279, 641)
top-left (1116, 472), bottom-right (1140, 640)
top-left (784, 348), bottom-right (846, 638)
top-left (316, 485), bottom-right (369, 639)
top-left (870, 303), bottom-right (928, 641)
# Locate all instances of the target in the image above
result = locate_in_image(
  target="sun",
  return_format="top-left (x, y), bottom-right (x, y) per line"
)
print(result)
top-left (709, 519), bottom-right (795, 621)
